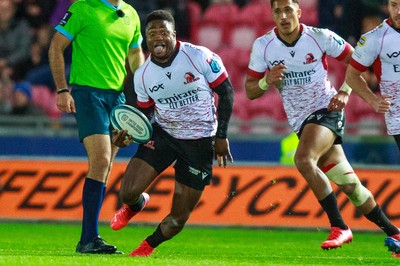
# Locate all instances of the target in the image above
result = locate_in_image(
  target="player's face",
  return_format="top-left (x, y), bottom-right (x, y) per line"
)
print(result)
top-left (146, 20), bottom-right (176, 63)
top-left (388, 0), bottom-right (400, 29)
top-left (272, 0), bottom-right (301, 41)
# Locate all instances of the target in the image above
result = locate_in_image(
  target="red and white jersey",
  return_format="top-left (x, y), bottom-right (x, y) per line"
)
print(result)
top-left (247, 24), bottom-right (351, 133)
top-left (350, 19), bottom-right (400, 135)
top-left (135, 41), bottom-right (228, 139)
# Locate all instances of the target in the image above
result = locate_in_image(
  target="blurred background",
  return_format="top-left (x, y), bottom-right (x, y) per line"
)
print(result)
top-left (0, 0), bottom-right (396, 166)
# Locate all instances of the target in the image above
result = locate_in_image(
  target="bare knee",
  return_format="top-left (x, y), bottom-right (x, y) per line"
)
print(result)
top-left (294, 153), bottom-right (316, 173)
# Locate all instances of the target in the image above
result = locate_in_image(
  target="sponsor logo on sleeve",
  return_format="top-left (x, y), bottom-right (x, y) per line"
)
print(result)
top-left (59, 11), bottom-right (72, 26)
top-left (357, 36), bottom-right (366, 47)
top-left (207, 57), bottom-right (221, 73)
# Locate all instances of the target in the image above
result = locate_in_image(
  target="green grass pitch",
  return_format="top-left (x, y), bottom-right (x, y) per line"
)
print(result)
top-left (0, 222), bottom-right (398, 265)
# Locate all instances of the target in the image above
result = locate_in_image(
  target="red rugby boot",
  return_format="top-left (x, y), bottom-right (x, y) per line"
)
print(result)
top-left (129, 240), bottom-right (154, 257)
top-left (321, 227), bottom-right (353, 250)
top-left (110, 192), bottom-right (150, 230)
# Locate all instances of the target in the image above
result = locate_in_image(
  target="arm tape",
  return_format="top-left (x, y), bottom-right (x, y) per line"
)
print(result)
top-left (258, 76), bottom-right (270, 91)
top-left (339, 81), bottom-right (352, 95)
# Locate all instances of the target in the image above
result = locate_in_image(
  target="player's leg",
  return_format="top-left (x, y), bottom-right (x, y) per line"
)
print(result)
top-left (111, 125), bottom-right (178, 230)
top-left (295, 123), bottom-right (352, 250)
top-left (320, 144), bottom-right (400, 255)
top-left (130, 181), bottom-right (203, 257)
top-left (129, 135), bottom-right (213, 257)
top-left (110, 158), bottom-right (156, 230)
top-left (385, 134), bottom-right (400, 256)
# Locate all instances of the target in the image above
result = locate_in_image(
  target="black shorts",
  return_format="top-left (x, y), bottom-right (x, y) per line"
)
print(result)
top-left (134, 124), bottom-right (213, 191)
top-left (393, 134), bottom-right (400, 152)
top-left (298, 108), bottom-right (345, 145)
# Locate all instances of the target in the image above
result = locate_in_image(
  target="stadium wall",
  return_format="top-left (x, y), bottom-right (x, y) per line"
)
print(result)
top-left (1, 159), bottom-right (399, 231)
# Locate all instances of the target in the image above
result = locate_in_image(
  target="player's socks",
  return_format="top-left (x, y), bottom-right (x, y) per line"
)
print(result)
top-left (80, 178), bottom-right (104, 244)
top-left (129, 193), bottom-right (145, 211)
top-left (319, 192), bottom-right (348, 230)
top-left (365, 205), bottom-right (399, 236)
top-left (145, 224), bottom-right (171, 248)
top-left (129, 225), bottom-right (170, 257)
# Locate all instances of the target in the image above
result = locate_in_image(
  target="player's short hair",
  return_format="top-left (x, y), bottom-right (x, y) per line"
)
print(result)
top-left (270, 0), bottom-right (299, 7)
top-left (145, 10), bottom-right (175, 30)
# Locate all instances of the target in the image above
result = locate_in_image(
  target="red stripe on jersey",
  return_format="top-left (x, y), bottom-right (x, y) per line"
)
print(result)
top-left (371, 58), bottom-right (383, 83)
top-left (209, 71), bottom-right (228, 89)
top-left (336, 43), bottom-right (352, 61)
top-left (349, 58), bottom-right (369, 73)
top-left (247, 68), bottom-right (265, 79)
top-left (137, 99), bottom-right (155, 108)
top-left (322, 53), bottom-right (328, 70)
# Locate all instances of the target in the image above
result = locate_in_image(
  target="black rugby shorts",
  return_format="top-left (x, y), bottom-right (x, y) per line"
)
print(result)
top-left (134, 124), bottom-right (213, 191)
top-left (298, 108), bottom-right (345, 145)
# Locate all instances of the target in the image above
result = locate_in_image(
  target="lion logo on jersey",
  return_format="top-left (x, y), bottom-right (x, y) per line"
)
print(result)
top-left (184, 72), bottom-right (200, 84)
top-left (303, 53), bottom-right (317, 64)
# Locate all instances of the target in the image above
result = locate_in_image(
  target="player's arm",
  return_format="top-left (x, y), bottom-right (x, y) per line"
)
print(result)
top-left (346, 64), bottom-right (391, 113)
top-left (214, 78), bottom-right (234, 139)
top-left (327, 42), bottom-right (354, 111)
top-left (213, 78), bottom-right (234, 166)
top-left (245, 64), bottom-right (286, 100)
top-left (128, 46), bottom-right (145, 74)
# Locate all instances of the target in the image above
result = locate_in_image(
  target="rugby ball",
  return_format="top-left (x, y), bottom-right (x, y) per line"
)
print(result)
top-left (110, 104), bottom-right (153, 144)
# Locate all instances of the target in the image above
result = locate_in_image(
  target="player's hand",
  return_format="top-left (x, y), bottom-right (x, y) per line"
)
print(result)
top-left (56, 93), bottom-right (76, 113)
top-left (112, 129), bottom-right (133, 147)
top-left (371, 94), bottom-right (392, 113)
top-left (267, 64), bottom-right (287, 86)
top-left (328, 91), bottom-right (349, 111)
top-left (143, 140), bottom-right (155, 150)
top-left (214, 138), bottom-right (233, 168)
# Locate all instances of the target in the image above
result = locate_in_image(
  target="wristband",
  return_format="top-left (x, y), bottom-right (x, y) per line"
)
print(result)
top-left (339, 81), bottom-right (352, 95)
top-left (258, 76), bottom-right (270, 91)
top-left (57, 88), bottom-right (70, 94)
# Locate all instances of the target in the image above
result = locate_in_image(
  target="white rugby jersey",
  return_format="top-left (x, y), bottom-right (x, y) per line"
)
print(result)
top-left (247, 24), bottom-right (351, 133)
top-left (350, 19), bottom-right (400, 135)
top-left (135, 41), bottom-right (228, 139)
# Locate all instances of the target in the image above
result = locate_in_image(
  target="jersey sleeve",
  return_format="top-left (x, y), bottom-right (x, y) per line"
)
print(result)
top-left (247, 38), bottom-right (268, 79)
top-left (198, 47), bottom-right (228, 89)
top-left (320, 28), bottom-right (351, 60)
top-left (134, 65), bottom-right (155, 108)
top-left (350, 33), bottom-right (380, 71)
top-left (54, 2), bottom-right (84, 41)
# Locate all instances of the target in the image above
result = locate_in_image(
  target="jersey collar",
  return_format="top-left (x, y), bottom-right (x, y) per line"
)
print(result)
top-left (101, 0), bottom-right (121, 10)
top-left (274, 24), bottom-right (304, 47)
top-left (150, 41), bottom-right (181, 68)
